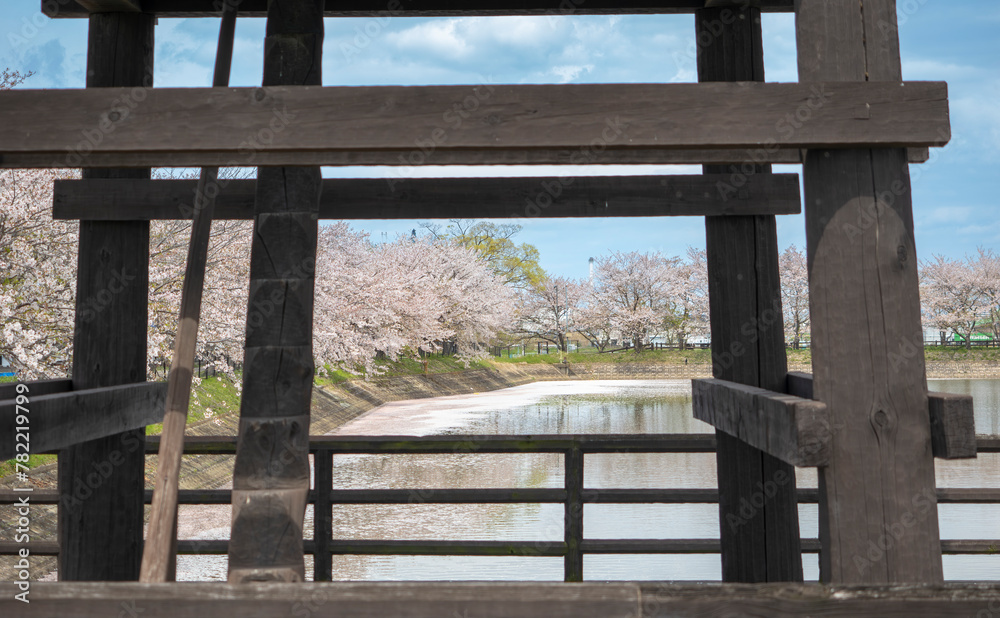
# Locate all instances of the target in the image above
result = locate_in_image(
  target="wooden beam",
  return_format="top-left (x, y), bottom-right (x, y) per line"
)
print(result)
top-left (44, 0), bottom-right (797, 18)
top-left (699, 5), bottom-right (802, 583)
top-left (227, 0), bottom-right (323, 585)
top-left (787, 371), bottom-right (976, 460)
top-left (0, 382), bottom-right (165, 460)
top-left (57, 10), bottom-right (154, 583)
top-left (5, 582), bottom-right (1000, 617)
top-left (796, 0), bottom-right (944, 584)
top-left (0, 82), bottom-right (950, 168)
top-left (73, 0), bottom-right (140, 11)
top-left (692, 378), bottom-right (830, 467)
top-left (0, 378), bottom-right (72, 400)
top-left (51, 174), bottom-right (802, 220)
top-left (928, 391), bottom-right (978, 459)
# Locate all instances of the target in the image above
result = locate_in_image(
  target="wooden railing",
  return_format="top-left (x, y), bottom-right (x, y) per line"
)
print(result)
top-left (3, 434), bottom-right (1000, 581)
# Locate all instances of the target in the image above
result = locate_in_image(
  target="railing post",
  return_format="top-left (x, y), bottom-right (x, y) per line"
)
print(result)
top-left (313, 449), bottom-right (333, 581)
top-left (564, 446), bottom-right (584, 582)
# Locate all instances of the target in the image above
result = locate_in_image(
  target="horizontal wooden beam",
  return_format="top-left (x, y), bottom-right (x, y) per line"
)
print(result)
top-left (0, 82), bottom-right (949, 168)
top-left (0, 382), bottom-right (166, 459)
top-left (73, 0), bottom-right (141, 11)
top-left (51, 174), bottom-right (802, 220)
top-left (786, 372), bottom-right (977, 460)
top-left (0, 378), bottom-right (72, 400)
top-left (8, 486), bottom-right (1000, 506)
top-left (4, 582), bottom-right (1000, 617)
top-left (692, 377), bottom-right (830, 467)
top-left (44, 0), bottom-right (796, 18)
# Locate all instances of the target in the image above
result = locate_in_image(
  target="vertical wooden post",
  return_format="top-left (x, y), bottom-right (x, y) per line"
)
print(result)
top-left (698, 5), bottom-right (803, 582)
top-left (228, 0), bottom-right (324, 584)
top-left (312, 449), bottom-right (333, 581)
top-left (564, 447), bottom-right (584, 582)
top-left (795, 0), bottom-right (943, 583)
top-left (58, 12), bottom-right (154, 581)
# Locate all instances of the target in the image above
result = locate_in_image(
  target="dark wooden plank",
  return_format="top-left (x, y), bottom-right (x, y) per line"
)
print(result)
top-left (796, 0), bottom-right (944, 584)
top-left (228, 0), bottom-right (323, 585)
top-left (312, 450), bottom-right (334, 581)
top-left (74, 0), bottom-right (140, 10)
top-left (0, 582), bottom-right (640, 618)
top-left (699, 4), bottom-right (802, 584)
top-left (0, 382), bottom-right (165, 460)
top-left (57, 10), bottom-right (154, 583)
top-left (44, 0), bottom-right (797, 18)
top-left (7, 582), bottom-right (1000, 618)
top-left (0, 378), bottom-right (72, 400)
top-left (564, 448), bottom-right (584, 581)
top-left (692, 378), bottom-right (829, 467)
top-left (928, 391), bottom-right (978, 459)
top-left (51, 174), bottom-right (803, 221)
top-left (8, 486), bottom-right (1000, 506)
top-left (787, 372), bottom-right (976, 461)
top-left (0, 81), bottom-right (950, 168)
top-left (17, 146), bottom-right (931, 168)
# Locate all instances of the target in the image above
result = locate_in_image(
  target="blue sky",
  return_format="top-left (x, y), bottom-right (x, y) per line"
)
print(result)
top-left (3, 3), bottom-right (998, 280)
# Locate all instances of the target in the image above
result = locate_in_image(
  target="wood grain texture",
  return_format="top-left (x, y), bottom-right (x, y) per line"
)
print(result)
top-left (699, 5), bottom-right (801, 583)
top-left (788, 372), bottom-right (976, 461)
top-left (18, 146), bottom-right (931, 168)
top-left (0, 81), bottom-right (950, 168)
top-left (141, 3), bottom-right (237, 583)
top-left (4, 582), bottom-right (1000, 617)
top-left (57, 10), bottom-right (153, 583)
top-left (927, 391), bottom-right (977, 459)
top-left (44, 0), bottom-right (797, 18)
top-left (0, 378), bottom-right (71, 400)
top-left (692, 378), bottom-right (830, 467)
top-left (0, 382), bottom-right (165, 460)
top-left (796, 0), bottom-right (944, 584)
top-left (228, 0), bottom-right (323, 585)
top-left (52, 174), bottom-right (803, 220)
top-left (8, 486), bottom-right (1000, 507)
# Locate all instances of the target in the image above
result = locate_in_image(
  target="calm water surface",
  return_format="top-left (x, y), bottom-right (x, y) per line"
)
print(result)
top-left (178, 379), bottom-right (1000, 582)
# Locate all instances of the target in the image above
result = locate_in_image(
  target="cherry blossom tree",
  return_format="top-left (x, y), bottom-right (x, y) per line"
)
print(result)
top-left (516, 276), bottom-right (585, 352)
top-left (779, 244), bottom-right (810, 349)
top-left (575, 280), bottom-right (616, 352)
top-left (662, 247), bottom-right (709, 348)
top-left (314, 224), bottom-right (512, 375)
top-left (590, 251), bottom-right (675, 352)
top-left (920, 254), bottom-right (989, 349)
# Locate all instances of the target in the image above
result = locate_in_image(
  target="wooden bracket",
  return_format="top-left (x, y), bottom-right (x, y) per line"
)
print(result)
top-left (786, 372), bottom-right (977, 460)
top-left (0, 381), bottom-right (166, 459)
top-left (692, 378), bottom-right (830, 467)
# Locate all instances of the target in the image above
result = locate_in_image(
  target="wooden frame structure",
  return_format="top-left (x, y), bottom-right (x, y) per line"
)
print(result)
top-left (0, 0), bottom-right (985, 613)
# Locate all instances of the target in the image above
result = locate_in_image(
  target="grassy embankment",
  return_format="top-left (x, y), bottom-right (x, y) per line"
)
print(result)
top-left (0, 355), bottom-right (486, 478)
top-left (2, 346), bottom-right (994, 477)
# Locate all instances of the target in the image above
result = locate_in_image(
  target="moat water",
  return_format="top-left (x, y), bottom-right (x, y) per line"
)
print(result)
top-left (175, 379), bottom-right (1000, 582)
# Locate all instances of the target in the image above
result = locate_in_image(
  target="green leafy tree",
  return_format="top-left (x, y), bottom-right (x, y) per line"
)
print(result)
top-left (422, 220), bottom-right (544, 289)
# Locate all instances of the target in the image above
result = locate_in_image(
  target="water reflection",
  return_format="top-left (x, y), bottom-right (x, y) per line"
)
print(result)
top-left (179, 379), bottom-right (1000, 581)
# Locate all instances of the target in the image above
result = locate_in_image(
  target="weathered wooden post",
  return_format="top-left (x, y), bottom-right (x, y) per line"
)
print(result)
top-left (698, 5), bottom-right (802, 582)
top-left (796, 0), bottom-right (943, 583)
top-left (57, 10), bottom-right (154, 581)
top-left (228, 0), bottom-right (324, 583)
